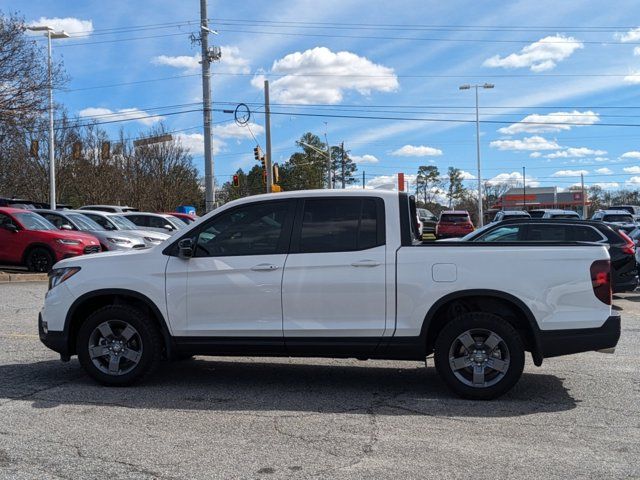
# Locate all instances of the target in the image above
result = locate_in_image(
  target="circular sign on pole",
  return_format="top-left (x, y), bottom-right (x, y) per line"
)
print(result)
top-left (234, 103), bottom-right (251, 126)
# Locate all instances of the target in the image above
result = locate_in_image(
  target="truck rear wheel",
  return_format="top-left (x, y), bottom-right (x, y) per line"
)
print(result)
top-left (76, 305), bottom-right (162, 386)
top-left (434, 312), bottom-right (525, 400)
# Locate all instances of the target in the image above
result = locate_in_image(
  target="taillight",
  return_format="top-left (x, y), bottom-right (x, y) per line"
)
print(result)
top-left (590, 260), bottom-right (611, 305)
top-left (618, 230), bottom-right (635, 255)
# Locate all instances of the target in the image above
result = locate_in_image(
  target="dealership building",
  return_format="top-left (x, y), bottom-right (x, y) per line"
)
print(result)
top-left (490, 187), bottom-right (590, 217)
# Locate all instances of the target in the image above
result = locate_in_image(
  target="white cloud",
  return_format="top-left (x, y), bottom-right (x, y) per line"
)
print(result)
top-left (595, 167), bottom-right (613, 174)
top-left (487, 171), bottom-right (539, 187)
top-left (177, 133), bottom-right (206, 156)
top-left (28, 17), bottom-right (93, 37)
top-left (621, 151), bottom-right (640, 159)
top-left (176, 122), bottom-right (263, 157)
top-left (391, 144), bottom-right (443, 157)
top-left (483, 35), bottom-right (583, 72)
top-left (490, 136), bottom-right (561, 151)
top-left (615, 27), bottom-right (640, 43)
top-left (623, 166), bottom-right (640, 174)
top-left (78, 107), bottom-right (160, 126)
top-left (152, 46), bottom-right (250, 73)
top-left (544, 147), bottom-right (607, 159)
top-left (251, 47), bottom-right (398, 104)
top-left (627, 176), bottom-right (640, 185)
top-left (635, 46), bottom-right (640, 56)
top-left (529, 152), bottom-right (543, 158)
top-left (498, 111), bottom-right (600, 134)
top-left (365, 174), bottom-right (418, 191)
top-left (552, 169), bottom-right (589, 177)
top-left (592, 182), bottom-right (619, 189)
top-left (152, 54), bottom-right (200, 72)
top-left (624, 72), bottom-right (640, 84)
top-left (351, 154), bottom-right (379, 164)
top-left (459, 170), bottom-right (476, 180)
top-left (212, 122), bottom-right (264, 139)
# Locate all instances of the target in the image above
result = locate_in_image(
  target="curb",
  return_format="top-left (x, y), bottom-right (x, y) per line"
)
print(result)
top-left (0, 272), bottom-right (48, 283)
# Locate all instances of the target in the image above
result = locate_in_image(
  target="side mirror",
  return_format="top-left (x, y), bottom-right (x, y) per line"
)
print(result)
top-left (1, 224), bottom-right (18, 233)
top-left (60, 224), bottom-right (73, 231)
top-left (178, 238), bottom-right (193, 258)
top-left (164, 224), bottom-right (174, 231)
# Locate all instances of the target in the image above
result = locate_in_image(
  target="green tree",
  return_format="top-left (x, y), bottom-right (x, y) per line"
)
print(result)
top-left (280, 132), bottom-right (328, 191)
top-left (415, 165), bottom-right (442, 206)
top-left (330, 144), bottom-right (357, 188)
top-left (444, 167), bottom-right (466, 208)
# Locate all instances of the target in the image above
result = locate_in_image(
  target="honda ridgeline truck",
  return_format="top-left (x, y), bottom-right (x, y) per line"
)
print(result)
top-left (39, 190), bottom-right (620, 399)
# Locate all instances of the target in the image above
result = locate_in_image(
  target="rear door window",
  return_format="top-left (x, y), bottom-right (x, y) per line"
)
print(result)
top-left (475, 225), bottom-right (522, 242)
top-left (571, 226), bottom-right (605, 242)
top-left (524, 224), bottom-right (570, 241)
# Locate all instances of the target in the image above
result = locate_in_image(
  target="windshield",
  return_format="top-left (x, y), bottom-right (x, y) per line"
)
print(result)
top-left (167, 216), bottom-right (186, 228)
top-left (603, 214), bottom-right (634, 223)
top-left (550, 213), bottom-right (579, 219)
top-left (67, 213), bottom-right (105, 231)
top-left (15, 212), bottom-right (57, 230)
top-left (109, 215), bottom-right (139, 230)
top-left (440, 214), bottom-right (469, 223)
top-left (528, 211), bottom-right (545, 218)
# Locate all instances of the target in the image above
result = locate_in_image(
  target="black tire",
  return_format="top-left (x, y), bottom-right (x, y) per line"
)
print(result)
top-left (434, 312), bottom-right (525, 400)
top-left (76, 305), bottom-right (163, 386)
top-left (25, 247), bottom-right (54, 272)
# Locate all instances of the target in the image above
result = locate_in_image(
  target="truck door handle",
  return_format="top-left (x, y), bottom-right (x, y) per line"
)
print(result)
top-left (251, 263), bottom-right (280, 271)
top-left (351, 260), bottom-right (380, 267)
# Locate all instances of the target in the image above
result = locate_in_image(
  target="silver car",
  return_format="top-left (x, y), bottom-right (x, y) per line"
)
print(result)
top-left (72, 210), bottom-right (169, 247)
top-left (78, 205), bottom-right (138, 213)
top-left (121, 212), bottom-right (186, 236)
top-left (34, 210), bottom-right (146, 251)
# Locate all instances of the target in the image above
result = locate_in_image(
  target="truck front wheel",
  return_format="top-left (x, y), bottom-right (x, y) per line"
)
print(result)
top-left (434, 312), bottom-right (525, 400)
top-left (76, 305), bottom-right (162, 386)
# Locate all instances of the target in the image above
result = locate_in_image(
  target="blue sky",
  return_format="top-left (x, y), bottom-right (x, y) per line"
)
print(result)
top-left (15, 0), bottom-right (640, 193)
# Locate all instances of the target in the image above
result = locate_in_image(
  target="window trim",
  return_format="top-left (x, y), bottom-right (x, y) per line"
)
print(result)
top-left (474, 224), bottom-right (524, 242)
top-left (289, 196), bottom-right (386, 254)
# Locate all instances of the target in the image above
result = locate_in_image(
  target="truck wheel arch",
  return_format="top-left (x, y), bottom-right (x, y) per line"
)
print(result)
top-left (421, 289), bottom-right (543, 366)
top-left (64, 289), bottom-right (174, 358)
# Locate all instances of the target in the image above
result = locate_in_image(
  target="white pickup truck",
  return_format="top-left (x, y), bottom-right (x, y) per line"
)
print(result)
top-left (39, 190), bottom-right (620, 399)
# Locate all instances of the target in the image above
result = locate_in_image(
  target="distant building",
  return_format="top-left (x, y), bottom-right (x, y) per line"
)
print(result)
top-left (489, 186), bottom-right (590, 219)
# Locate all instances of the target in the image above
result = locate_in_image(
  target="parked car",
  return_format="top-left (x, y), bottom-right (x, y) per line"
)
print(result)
top-left (628, 227), bottom-right (640, 266)
top-left (78, 205), bottom-right (138, 213)
top-left (39, 191), bottom-right (619, 400)
top-left (75, 210), bottom-right (169, 246)
top-left (610, 204), bottom-right (640, 221)
top-left (34, 210), bottom-right (146, 251)
top-left (492, 210), bottom-right (531, 222)
top-left (417, 208), bottom-right (437, 237)
top-left (540, 209), bottom-right (581, 219)
top-left (122, 212), bottom-right (186, 235)
top-left (0, 207), bottom-right (101, 272)
top-left (461, 218), bottom-right (638, 293)
top-left (164, 212), bottom-right (197, 225)
top-left (435, 210), bottom-right (474, 239)
top-left (591, 210), bottom-right (637, 233)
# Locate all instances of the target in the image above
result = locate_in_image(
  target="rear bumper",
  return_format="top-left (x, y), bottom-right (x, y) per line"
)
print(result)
top-left (539, 315), bottom-right (621, 358)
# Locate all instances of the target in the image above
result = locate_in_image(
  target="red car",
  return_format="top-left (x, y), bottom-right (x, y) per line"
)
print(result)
top-left (436, 210), bottom-right (475, 239)
top-left (0, 207), bottom-right (101, 272)
top-left (162, 212), bottom-right (197, 224)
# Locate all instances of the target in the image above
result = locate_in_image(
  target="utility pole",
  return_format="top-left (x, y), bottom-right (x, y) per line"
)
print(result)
top-left (264, 80), bottom-right (273, 193)
top-left (198, 0), bottom-right (221, 211)
top-left (324, 132), bottom-right (332, 189)
top-left (362, 170), bottom-right (365, 189)
top-left (341, 142), bottom-right (346, 189)
top-left (581, 172), bottom-right (586, 219)
top-left (523, 166), bottom-right (526, 210)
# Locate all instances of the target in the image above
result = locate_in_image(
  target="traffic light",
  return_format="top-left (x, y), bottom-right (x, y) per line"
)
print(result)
top-left (253, 146), bottom-right (262, 162)
top-left (232, 174), bottom-right (240, 187)
top-left (260, 156), bottom-right (266, 169)
top-left (30, 140), bottom-right (39, 158)
top-left (101, 141), bottom-right (110, 160)
top-left (72, 141), bottom-right (82, 159)
top-left (272, 163), bottom-right (279, 183)
top-left (262, 170), bottom-right (267, 185)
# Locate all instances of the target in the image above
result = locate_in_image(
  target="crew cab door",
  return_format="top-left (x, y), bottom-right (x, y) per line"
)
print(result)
top-left (0, 213), bottom-right (22, 263)
top-left (166, 199), bottom-right (295, 338)
top-left (282, 197), bottom-right (387, 352)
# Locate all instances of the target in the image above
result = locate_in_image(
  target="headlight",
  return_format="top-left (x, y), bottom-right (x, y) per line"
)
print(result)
top-left (107, 237), bottom-right (132, 245)
top-left (56, 238), bottom-right (82, 246)
top-left (48, 267), bottom-right (81, 291)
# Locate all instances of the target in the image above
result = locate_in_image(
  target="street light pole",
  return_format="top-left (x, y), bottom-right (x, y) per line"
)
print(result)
top-left (460, 83), bottom-right (494, 227)
top-left (28, 26), bottom-right (69, 210)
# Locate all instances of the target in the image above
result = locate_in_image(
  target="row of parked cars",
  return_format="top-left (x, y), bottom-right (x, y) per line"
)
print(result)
top-left (0, 204), bottom-right (196, 272)
top-left (418, 205), bottom-right (640, 293)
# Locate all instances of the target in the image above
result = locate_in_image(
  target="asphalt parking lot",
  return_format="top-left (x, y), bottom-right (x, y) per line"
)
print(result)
top-left (0, 282), bottom-right (638, 480)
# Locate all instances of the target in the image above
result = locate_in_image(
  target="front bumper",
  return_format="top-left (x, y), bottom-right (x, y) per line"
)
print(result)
top-left (39, 313), bottom-right (70, 359)
top-left (539, 315), bottom-right (621, 358)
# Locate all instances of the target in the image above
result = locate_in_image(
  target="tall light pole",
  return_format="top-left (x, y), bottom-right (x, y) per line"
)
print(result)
top-left (28, 26), bottom-right (69, 210)
top-left (459, 83), bottom-right (494, 227)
